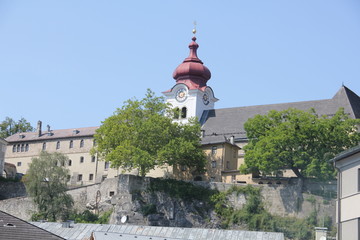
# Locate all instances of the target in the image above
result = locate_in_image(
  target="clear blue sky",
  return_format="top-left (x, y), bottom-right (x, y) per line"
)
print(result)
top-left (1, 0), bottom-right (360, 130)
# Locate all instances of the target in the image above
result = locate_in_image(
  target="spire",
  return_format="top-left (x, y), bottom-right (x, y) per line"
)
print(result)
top-left (172, 33), bottom-right (211, 90)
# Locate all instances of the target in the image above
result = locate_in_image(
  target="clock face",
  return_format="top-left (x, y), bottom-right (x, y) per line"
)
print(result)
top-left (202, 93), bottom-right (209, 105)
top-left (176, 88), bottom-right (187, 102)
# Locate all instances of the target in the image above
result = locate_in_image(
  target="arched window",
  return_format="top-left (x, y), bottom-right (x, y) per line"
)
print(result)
top-left (56, 141), bottom-right (60, 150)
top-left (12, 145), bottom-right (16, 152)
top-left (42, 142), bottom-right (46, 151)
top-left (17, 145), bottom-right (20, 152)
top-left (173, 108), bottom-right (180, 119)
top-left (21, 144), bottom-right (24, 152)
top-left (181, 107), bottom-right (187, 118)
top-left (25, 144), bottom-right (29, 152)
top-left (69, 140), bottom-right (73, 148)
top-left (80, 139), bottom-right (84, 148)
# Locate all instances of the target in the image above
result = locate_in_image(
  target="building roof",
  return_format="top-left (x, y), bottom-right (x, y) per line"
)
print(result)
top-left (0, 211), bottom-right (64, 240)
top-left (331, 144), bottom-right (360, 164)
top-left (5, 126), bottom-right (99, 144)
top-left (200, 85), bottom-right (360, 145)
top-left (31, 222), bottom-right (284, 240)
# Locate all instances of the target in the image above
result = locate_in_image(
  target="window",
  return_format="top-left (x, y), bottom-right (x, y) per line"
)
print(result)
top-left (80, 139), bottom-right (84, 148)
top-left (17, 145), bottom-right (20, 152)
top-left (89, 174), bottom-right (94, 181)
top-left (109, 191), bottom-right (115, 196)
top-left (93, 139), bottom-right (97, 146)
top-left (80, 156), bottom-right (84, 163)
top-left (211, 161), bottom-right (217, 168)
top-left (68, 160), bottom-right (72, 166)
top-left (12, 145), bottom-right (16, 152)
top-left (21, 144), bottom-right (24, 152)
top-left (56, 141), bottom-right (60, 150)
top-left (211, 146), bottom-right (217, 155)
top-left (226, 161), bottom-right (230, 169)
top-left (25, 144), bottom-right (29, 152)
top-left (91, 156), bottom-right (96, 162)
top-left (173, 108), bottom-right (180, 119)
top-left (42, 142), bottom-right (46, 151)
top-left (181, 107), bottom-right (187, 118)
top-left (17, 162), bottom-right (21, 167)
top-left (77, 174), bottom-right (83, 181)
top-left (232, 175), bottom-right (236, 182)
top-left (69, 140), bottom-right (73, 148)
top-left (104, 162), bottom-right (110, 170)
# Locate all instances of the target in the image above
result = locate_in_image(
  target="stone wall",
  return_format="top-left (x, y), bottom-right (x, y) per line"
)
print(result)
top-left (0, 175), bottom-right (337, 226)
top-left (0, 182), bottom-right (27, 200)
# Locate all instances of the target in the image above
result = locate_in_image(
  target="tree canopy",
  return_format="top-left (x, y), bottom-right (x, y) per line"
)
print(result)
top-left (0, 117), bottom-right (34, 138)
top-left (24, 151), bottom-right (73, 221)
top-left (240, 108), bottom-right (360, 179)
top-left (91, 89), bottom-right (206, 176)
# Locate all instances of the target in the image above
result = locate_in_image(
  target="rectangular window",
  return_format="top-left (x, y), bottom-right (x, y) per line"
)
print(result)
top-left (105, 162), bottom-right (110, 170)
top-left (77, 174), bottom-right (83, 181)
top-left (211, 161), bottom-right (217, 168)
top-left (211, 146), bottom-right (217, 155)
top-left (56, 141), bottom-right (60, 150)
top-left (89, 174), bottom-right (94, 181)
top-left (91, 156), bottom-right (96, 162)
top-left (17, 162), bottom-right (21, 167)
top-left (109, 191), bottom-right (115, 196)
top-left (80, 156), bottom-right (84, 163)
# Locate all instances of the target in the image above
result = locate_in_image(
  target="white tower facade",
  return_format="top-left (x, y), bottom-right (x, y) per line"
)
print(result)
top-left (163, 36), bottom-right (218, 124)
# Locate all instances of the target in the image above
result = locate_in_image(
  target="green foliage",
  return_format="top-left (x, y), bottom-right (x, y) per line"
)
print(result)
top-left (241, 108), bottom-right (360, 179)
top-left (140, 204), bottom-right (157, 216)
top-left (70, 210), bottom-right (112, 224)
top-left (148, 178), bottom-right (217, 202)
top-left (0, 117), bottom-right (34, 138)
top-left (92, 89), bottom-right (206, 176)
top-left (24, 152), bottom-right (74, 222)
top-left (211, 185), bottom-right (324, 239)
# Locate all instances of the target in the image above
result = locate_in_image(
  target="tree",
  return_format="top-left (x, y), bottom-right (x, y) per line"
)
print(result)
top-left (24, 152), bottom-right (74, 221)
top-left (240, 108), bottom-right (360, 180)
top-left (0, 117), bottom-right (34, 138)
top-left (91, 89), bottom-right (206, 176)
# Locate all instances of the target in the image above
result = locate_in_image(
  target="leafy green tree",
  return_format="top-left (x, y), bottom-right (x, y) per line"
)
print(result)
top-left (24, 152), bottom-right (74, 221)
top-left (92, 89), bottom-right (206, 176)
top-left (0, 117), bottom-right (34, 138)
top-left (240, 108), bottom-right (360, 179)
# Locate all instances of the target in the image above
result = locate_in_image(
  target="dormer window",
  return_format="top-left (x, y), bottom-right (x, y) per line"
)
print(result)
top-left (80, 139), bottom-right (84, 148)
top-left (69, 140), bottom-right (73, 148)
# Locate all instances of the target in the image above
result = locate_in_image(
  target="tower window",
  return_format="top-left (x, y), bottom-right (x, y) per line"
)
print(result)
top-left (69, 140), bottom-right (73, 148)
top-left (56, 141), bottom-right (60, 150)
top-left (80, 139), bottom-right (84, 148)
top-left (42, 142), bottom-right (46, 151)
top-left (173, 108), bottom-right (180, 119)
top-left (181, 107), bottom-right (187, 118)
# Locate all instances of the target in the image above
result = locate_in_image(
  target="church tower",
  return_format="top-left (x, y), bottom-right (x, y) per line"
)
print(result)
top-left (163, 34), bottom-right (218, 124)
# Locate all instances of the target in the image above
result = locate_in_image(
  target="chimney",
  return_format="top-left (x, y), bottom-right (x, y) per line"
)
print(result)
top-left (230, 136), bottom-right (234, 145)
top-left (37, 121), bottom-right (42, 137)
top-left (315, 227), bottom-right (327, 240)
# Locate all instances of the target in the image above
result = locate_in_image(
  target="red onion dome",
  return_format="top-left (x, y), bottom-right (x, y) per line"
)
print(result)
top-left (173, 37), bottom-right (211, 88)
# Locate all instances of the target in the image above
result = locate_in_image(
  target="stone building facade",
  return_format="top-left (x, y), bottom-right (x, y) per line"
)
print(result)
top-left (0, 138), bottom-right (6, 177)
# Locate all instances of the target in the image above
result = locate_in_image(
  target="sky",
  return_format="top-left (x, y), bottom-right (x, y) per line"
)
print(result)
top-left (1, 0), bottom-right (360, 130)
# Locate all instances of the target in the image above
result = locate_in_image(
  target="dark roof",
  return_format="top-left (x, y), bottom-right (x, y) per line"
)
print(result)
top-left (31, 222), bottom-right (284, 240)
top-left (332, 144), bottom-right (360, 163)
top-left (5, 126), bottom-right (99, 143)
top-left (200, 86), bottom-right (360, 145)
top-left (0, 211), bottom-right (64, 240)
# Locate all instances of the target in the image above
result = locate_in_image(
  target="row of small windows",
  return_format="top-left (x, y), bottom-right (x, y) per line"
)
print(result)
top-left (173, 107), bottom-right (187, 119)
top-left (14, 139), bottom-right (96, 153)
top-left (12, 144), bottom-right (29, 153)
